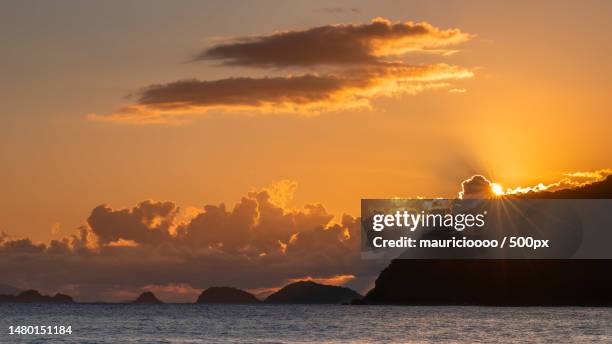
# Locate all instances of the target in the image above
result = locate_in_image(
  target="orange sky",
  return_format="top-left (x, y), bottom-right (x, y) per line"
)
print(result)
top-left (1, 0), bottom-right (611, 245)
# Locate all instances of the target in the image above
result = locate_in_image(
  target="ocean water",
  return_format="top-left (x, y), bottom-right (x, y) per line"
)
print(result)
top-left (0, 304), bottom-right (610, 343)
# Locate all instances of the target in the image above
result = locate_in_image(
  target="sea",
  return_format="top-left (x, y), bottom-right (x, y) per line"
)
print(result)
top-left (0, 304), bottom-right (610, 343)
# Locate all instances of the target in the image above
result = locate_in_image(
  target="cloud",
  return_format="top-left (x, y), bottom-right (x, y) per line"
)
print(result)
top-left (107, 239), bottom-right (139, 247)
top-left (196, 18), bottom-right (471, 68)
top-left (286, 274), bottom-right (355, 286)
top-left (88, 18), bottom-right (474, 124)
top-left (501, 170), bottom-right (612, 195)
top-left (0, 181), bottom-right (383, 302)
top-left (562, 169), bottom-right (612, 180)
top-left (1, 170), bottom-right (610, 301)
top-left (87, 200), bottom-right (178, 245)
top-left (51, 222), bottom-right (61, 235)
top-left (140, 283), bottom-right (201, 303)
top-left (459, 169), bottom-right (612, 198)
top-left (459, 175), bottom-right (496, 199)
top-left (89, 64), bottom-right (473, 124)
top-left (0, 238), bottom-right (46, 254)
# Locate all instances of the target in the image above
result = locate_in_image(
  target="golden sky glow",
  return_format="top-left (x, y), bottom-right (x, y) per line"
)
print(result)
top-left (0, 1), bottom-right (611, 301)
top-left (1, 1), bottom-right (611, 243)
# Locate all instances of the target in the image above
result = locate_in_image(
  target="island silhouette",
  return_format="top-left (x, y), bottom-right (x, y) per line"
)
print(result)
top-left (133, 291), bottom-right (163, 304)
top-left (264, 281), bottom-right (362, 304)
top-left (197, 286), bottom-right (260, 304)
top-left (0, 289), bottom-right (74, 303)
top-left (0, 281), bottom-right (363, 305)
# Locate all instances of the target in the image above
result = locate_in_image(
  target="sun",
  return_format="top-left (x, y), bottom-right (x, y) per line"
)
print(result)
top-left (491, 183), bottom-right (504, 196)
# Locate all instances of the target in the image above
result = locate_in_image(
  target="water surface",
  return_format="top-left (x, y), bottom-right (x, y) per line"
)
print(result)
top-left (1, 304), bottom-right (610, 343)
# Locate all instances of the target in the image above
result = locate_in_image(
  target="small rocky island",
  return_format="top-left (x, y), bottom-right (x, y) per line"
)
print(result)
top-left (0, 289), bottom-right (74, 303)
top-left (133, 291), bottom-right (163, 304)
top-left (265, 281), bottom-right (362, 304)
top-left (196, 286), bottom-right (260, 304)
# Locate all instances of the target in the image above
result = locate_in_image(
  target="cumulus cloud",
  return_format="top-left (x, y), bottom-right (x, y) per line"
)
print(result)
top-left (88, 18), bottom-right (474, 124)
top-left (0, 181), bottom-right (382, 302)
top-left (87, 200), bottom-right (178, 245)
top-left (2, 170), bottom-right (610, 301)
top-left (459, 175), bottom-right (496, 199)
top-left (196, 18), bottom-right (471, 68)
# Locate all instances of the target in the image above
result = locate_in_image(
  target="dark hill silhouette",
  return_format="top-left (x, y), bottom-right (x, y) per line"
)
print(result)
top-left (0, 283), bottom-right (21, 295)
top-left (355, 259), bottom-right (612, 306)
top-left (265, 281), bottom-right (361, 304)
top-left (357, 175), bottom-right (612, 306)
top-left (196, 287), bottom-right (260, 304)
top-left (49, 293), bottom-right (74, 303)
top-left (0, 289), bottom-right (74, 303)
top-left (133, 291), bottom-right (163, 304)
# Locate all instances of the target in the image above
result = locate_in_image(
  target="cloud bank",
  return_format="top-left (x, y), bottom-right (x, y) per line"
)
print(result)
top-left (0, 181), bottom-right (381, 302)
top-left (88, 18), bottom-right (474, 124)
top-left (1, 170), bottom-right (609, 301)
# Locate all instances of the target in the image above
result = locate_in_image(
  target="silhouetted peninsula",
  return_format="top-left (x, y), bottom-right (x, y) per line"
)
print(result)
top-left (356, 259), bottom-right (612, 306)
top-left (0, 289), bottom-right (74, 303)
top-left (133, 291), bottom-right (163, 304)
top-left (196, 287), bottom-right (260, 304)
top-left (265, 281), bottom-right (361, 304)
top-left (357, 176), bottom-right (612, 306)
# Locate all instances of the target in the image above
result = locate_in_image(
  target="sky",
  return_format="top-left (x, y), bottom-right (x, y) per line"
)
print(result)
top-left (0, 0), bottom-right (611, 301)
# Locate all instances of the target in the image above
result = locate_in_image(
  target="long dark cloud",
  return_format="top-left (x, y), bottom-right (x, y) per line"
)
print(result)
top-left (196, 17), bottom-right (471, 68)
top-left (137, 75), bottom-right (361, 108)
top-left (88, 18), bottom-right (474, 124)
top-left (89, 64), bottom-right (473, 124)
